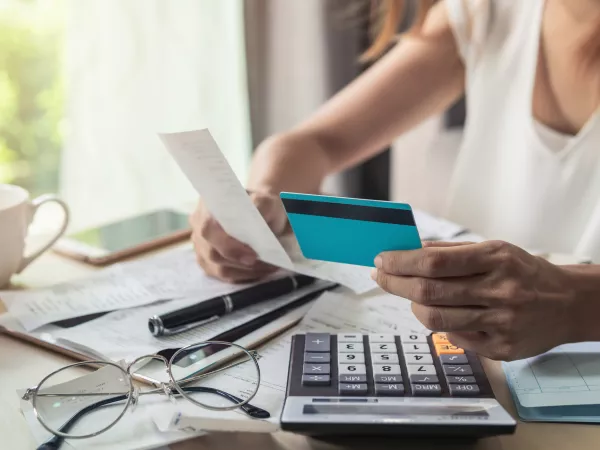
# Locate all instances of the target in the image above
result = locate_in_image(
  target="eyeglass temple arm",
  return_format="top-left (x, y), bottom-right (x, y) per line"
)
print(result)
top-left (36, 387), bottom-right (269, 450)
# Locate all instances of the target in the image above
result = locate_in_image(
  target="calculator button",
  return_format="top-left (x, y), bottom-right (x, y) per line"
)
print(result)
top-left (340, 374), bottom-right (367, 383)
top-left (338, 353), bottom-right (365, 364)
top-left (305, 333), bottom-right (331, 353)
top-left (440, 354), bottom-right (468, 365)
top-left (338, 342), bottom-right (364, 353)
top-left (443, 365), bottom-right (473, 376)
top-left (302, 375), bottom-right (330, 386)
top-left (446, 375), bottom-right (476, 384)
top-left (412, 384), bottom-right (442, 396)
top-left (369, 334), bottom-right (396, 343)
top-left (372, 364), bottom-right (402, 375)
top-left (401, 343), bottom-right (430, 354)
top-left (432, 333), bottom-right (450, 345)
top-left (405, 354), bottom-right (433, 365)
top-left (339, 383), bottom-right (368, 395)
top-left (304, 353), bottom-right (331, 363)
top-left (303, 364), bottom-right (330, 375)
top-left (401, 334), bottom-right (428, 344)
top-left (338, 364), bottom-right (367, 375)
top-left (435, 344), bottom-right (464, 355)
top-left (410, 374), bottom-right (439, 384)
top-left (337, 333), bottom-right (363, 343)
top-left (449, 384), bottom-right (480, 396)
top-left (369, 343), bottom-right (397, 353)
top-left (375, 384), bottom-right (405, 396)
top-left (375, 374), bottom-right (403, 384)
top-left (407, 364), bottom-right (437, 375)
top-left (371, 353), bottom-right (399, 364)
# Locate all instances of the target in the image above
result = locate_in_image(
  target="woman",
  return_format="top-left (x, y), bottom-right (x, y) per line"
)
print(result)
top-left (190, 0), bottom-right (600, 361)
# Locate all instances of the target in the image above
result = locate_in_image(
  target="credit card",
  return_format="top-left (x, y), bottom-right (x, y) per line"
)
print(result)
top-left (280, 192), bottom-right (422, 267)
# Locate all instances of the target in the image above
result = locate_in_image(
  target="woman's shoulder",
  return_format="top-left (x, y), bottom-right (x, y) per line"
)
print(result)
top-left (445, 0), bottom-right (540, 68)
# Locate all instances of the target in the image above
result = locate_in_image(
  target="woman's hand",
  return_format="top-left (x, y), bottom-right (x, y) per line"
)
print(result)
top-left (371, 241), bottom-right (581, 361)
top-left (190, 191), bottom-right (288, 283)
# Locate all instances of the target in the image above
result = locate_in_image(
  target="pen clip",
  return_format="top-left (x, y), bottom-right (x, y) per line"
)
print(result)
top-left (160, 315), bottom-right (221, 337)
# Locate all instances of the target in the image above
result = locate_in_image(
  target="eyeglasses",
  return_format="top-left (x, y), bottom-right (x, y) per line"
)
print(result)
top-left (22, 341), bottom-right (265, 450)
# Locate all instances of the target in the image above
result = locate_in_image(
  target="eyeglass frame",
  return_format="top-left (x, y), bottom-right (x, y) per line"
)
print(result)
top-left (22, 340), bottom-right (264, 443)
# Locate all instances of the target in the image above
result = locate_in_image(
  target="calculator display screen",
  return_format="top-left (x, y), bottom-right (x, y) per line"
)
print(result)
top-left (303, 404), bottom-right (490, 417)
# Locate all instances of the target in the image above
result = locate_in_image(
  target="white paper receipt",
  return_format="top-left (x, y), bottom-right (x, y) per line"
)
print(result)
top-left (160, 129), bottom-right (376, 294)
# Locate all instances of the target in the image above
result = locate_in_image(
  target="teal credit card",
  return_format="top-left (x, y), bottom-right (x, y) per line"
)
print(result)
top-left (280, 192), bottom-right (422, 267)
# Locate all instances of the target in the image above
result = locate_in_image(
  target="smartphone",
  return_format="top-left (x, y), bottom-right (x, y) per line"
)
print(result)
top-left (53, 209), bottom-right (192, 265)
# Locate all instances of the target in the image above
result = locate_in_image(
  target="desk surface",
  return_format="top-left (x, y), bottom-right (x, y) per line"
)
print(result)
top-left (1, 249), bottom-right (598, 450)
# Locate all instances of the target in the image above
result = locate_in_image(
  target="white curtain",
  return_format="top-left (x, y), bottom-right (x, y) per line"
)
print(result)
top-left (60, 0), bottom-right (252, 230)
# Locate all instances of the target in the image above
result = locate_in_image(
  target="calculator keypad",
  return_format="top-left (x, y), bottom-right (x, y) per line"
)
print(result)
top-left (300, 332), bottom-right (484, 398)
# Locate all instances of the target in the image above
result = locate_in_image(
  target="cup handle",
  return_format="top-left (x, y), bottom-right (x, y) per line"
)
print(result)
top-left (17, 194), bottom-right (70, 273)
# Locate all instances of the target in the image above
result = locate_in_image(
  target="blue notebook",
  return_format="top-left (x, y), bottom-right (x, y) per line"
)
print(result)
top-left (503, 342), bottom-right (600, 423)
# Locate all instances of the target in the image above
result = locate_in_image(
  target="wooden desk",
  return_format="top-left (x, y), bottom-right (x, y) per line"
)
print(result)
top-left (1, 250), bottom-right (598, 450)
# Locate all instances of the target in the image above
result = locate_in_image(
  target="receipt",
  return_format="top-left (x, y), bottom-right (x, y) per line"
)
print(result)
top-left (153, 290), bottom-right (427, 433)
top-left (160, 130), bottom-right (293, 269)
top-left (1, 274), bottom-right (156, 331)
top-left (160, 129), bottom-right (376, 294)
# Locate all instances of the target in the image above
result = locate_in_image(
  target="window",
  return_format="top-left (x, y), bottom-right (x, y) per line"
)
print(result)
top-left (0, 0), bottom-right (64, 197)
top-left (1, 0), bottom-right (251, 231)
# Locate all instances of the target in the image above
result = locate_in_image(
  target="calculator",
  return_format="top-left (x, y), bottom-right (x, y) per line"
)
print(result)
top-left (280, 332), bottom-right (516, 437)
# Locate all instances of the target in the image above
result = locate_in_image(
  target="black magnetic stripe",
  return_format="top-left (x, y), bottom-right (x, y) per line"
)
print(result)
top-left (281, 198), bottom-right (416, 226)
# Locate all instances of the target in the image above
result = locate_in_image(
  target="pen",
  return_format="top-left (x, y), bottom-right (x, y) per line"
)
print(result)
top-left (148, 274), bottom-right (317, 337)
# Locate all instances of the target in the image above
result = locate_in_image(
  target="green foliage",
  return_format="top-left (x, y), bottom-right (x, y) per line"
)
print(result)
top-left (0, 0), bottom-right (64, 196)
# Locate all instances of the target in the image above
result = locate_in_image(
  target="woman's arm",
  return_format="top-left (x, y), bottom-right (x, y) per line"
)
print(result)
top-left (248, 1), bottom-right (465, 194)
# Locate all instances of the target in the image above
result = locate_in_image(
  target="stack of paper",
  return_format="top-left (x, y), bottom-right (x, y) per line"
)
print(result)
top-left (503, 342), bottom-right (600, 423)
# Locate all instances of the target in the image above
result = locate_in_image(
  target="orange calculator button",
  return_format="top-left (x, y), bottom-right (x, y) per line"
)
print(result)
top-left (435, 344), bottom-right (465, 355)
top-left (432, 333), bottom-right (450, 345)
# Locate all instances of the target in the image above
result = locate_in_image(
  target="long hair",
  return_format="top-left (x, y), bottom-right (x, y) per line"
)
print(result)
top-left (362, 0), bottom-right (600, 75)
top-left (360, 0), bottom-right (435, 62)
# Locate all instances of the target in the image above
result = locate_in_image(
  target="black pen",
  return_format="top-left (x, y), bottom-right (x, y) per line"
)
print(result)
top-left (148, 274), bottom-right (317, 337)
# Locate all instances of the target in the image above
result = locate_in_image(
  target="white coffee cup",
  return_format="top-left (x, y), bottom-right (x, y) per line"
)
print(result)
top-left (0, 184), bottom-right (70, 287)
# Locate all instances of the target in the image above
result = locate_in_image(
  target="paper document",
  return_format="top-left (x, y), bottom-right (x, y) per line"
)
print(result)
top-left (160, 129), bottom-right (376, 294)
top-left (53, 281), bottom-right (334, 362)
top-left (503, 342), bottom-right (600, 407)
top-left (413, 210), bottom-right (467, 241)
top-left (159, 130), bottom-right (293, 269)
top-left (111, 245), bottom-right (264, 299)
top-left (153, 290), bottom-right (428, 433)
top-left (1, 274), bottom-right (156, 332)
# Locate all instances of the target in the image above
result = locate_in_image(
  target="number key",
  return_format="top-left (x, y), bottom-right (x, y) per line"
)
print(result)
top-left (402, 343), bottom-right (430, 354)
top-left (338, 353), bottom-right (365, 364)
top-left (401, 334), bottom-right (427, 343)
top-left (405, 354), bottom-right (433, 365)
top-left (338, 364), bottom-right (367, 375)
top-left (371, 353), bottom-right (399, 364)
top-left (372, 364), bottom-right (402, 375)
top-left (407, 364), bottom-right (437, 375)
top-left (369, 343), bottom-right (397, 353)
top-left (338, 342), bottom-right (364, 353)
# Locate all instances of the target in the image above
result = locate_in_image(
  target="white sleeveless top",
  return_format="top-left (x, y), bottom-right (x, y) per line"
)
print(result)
top-left (444, 0), bottom-right (600, 260)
